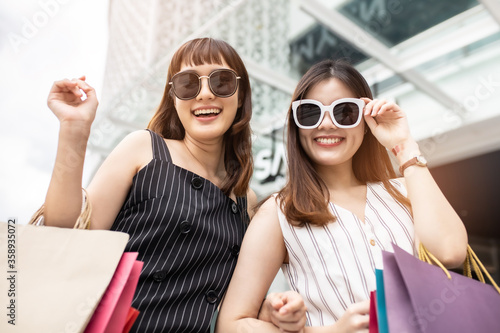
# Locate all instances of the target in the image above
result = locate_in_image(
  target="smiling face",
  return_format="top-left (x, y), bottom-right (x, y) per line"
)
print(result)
top-left (174, 61), bottom-right (240, 145)
top-left (298, 78), bottom-right (365, 169)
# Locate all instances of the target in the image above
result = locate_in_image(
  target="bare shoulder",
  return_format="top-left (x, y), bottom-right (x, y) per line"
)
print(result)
top-left (119, 129), bottom-right (153, 148)
top-left (252, 195), bottom-right (280, 223)
top-left (113, 130), bottom-right (153, 170)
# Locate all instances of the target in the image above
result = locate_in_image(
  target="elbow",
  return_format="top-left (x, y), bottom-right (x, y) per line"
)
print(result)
top-left (438, 231), bottom-right (468, 269)
top-left (440, 245), bottom-right (468, 269)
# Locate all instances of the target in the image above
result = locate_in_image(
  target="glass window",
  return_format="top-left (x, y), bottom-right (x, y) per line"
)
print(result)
top-left (337, 0), bottom-right (479, 46)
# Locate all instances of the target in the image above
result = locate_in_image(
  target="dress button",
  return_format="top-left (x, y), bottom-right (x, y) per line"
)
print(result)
top-left (231, 202), bottom-right (238, 214)
top-left (179, 220), bottom-right (192, 234)
top-left (191, 177), bottom-right (203, 190)
top-left (152, 271), bottom-right (167, 282)
top-left (370, 239), bottom-right (376, 246)
top-left (230, 244), bottom-right (240, 257)
top-left (205, 290), bottom-right (218, 304)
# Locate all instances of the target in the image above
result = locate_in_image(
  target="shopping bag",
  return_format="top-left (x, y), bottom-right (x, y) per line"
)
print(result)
top-left (374, 269), bottom-right (388, 333)
top-left (382, 243), bottom-right (500, 333)
top-left (123, 308), bottom-right (140, 333)
top-left (369, 291), bottom-right (379, 333)
top-left (85, 252), bottom-right (143, 333)
top-left (0, 220), bottom-right (129, 333)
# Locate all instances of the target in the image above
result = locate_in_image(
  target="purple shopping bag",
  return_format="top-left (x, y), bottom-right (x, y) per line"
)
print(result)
top-left (383, 244), bottom-right (500, 333)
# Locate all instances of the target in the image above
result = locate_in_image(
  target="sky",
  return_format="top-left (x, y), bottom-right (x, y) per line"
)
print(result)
top-left (0, 0), bottom-right (109, 223)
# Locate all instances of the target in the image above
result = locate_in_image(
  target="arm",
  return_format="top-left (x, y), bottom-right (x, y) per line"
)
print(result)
top-left (44, 77), bottom-right (98, 227)
top-left (43, 77), bottom-right (149, 230)
top-left (85, 130), bottom-right (152, 229)
top-left (216, 196), bottom-right (298, 332)
top-left (363, 98), bottom-right (468, 268)
top-left (216, 197), bottom-right (369, 333)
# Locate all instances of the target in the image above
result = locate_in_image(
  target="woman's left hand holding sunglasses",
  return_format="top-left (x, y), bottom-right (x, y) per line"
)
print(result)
top-left (361, 97), bottom-right (414, 152)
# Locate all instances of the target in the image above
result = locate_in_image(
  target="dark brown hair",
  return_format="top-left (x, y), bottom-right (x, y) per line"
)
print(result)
top-left (277, 59), bottom-right (411, 226)
top-left (148, 38), bottom-right (253, 196)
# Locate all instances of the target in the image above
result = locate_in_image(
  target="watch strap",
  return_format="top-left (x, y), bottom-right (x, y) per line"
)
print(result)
top-left (399, 156), bottom-right (427, 175)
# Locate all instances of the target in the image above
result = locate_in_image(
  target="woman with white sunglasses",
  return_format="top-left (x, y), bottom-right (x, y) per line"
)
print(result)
top-left (217, 59), bottom-right (468, 332)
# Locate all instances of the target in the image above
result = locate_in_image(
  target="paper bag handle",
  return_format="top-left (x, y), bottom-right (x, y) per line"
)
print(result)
top-left (418, 243), bottom-right (500, 294)
top-left (29, 188), bottom-right (92, 230)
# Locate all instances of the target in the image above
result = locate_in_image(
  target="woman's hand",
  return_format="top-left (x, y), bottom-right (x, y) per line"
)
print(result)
top-left (361, 98), bottom-right (413, 151)
top-left (333, 300), bottom-right (370, 333)
top-left (47, 76), bottom-right (99, 129)
top-left (259, 291), bottom-right (307, 333)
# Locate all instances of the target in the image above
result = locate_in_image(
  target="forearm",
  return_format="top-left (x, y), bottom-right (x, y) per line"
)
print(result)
top-left (44, 123), bottom-right (90, 227)
top-left (228, 318), bottom-right (286, 333)
top-left (397, 140), bottom-right (468, 267)
top-left (304, 325), bottom-right (336, 333)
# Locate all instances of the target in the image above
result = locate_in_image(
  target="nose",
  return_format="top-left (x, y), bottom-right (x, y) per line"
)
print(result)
top-left (317, 111), bottom-right (337, 130)
top-left (196, 76), bottom-right (215, 100)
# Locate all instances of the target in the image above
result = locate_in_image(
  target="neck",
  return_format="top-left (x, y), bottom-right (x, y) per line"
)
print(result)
top-left (183, 135), bottom-right (226, 179)
top-left (315, 161), bottom-right (363, 192)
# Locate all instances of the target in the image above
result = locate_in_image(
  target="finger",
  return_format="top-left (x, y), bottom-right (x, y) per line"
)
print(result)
top-left (69, 80), bottom-right (84, 97)
top-left (279, 298), bottom-right (305, 315)
top-left (276, 309), bottom-right (306, 323)
top-left (363, 98), bottom-right (377, 116)
top-left (75, 80), bottom-right (98, 101)
top-left (378, 101), bottom-right (398, 115)
top-left (364, 113), bottom-right (378, 130)
top-left (372, 99), bottom-right (387, 117)
top-left (266, 295), bottom-right (285, 311)
top-left (354, 299), bottom-right (371, 314)
top-left (279, 295), bottom-right (294, 310)
top-left (51, 79), bottom-right (79, 94)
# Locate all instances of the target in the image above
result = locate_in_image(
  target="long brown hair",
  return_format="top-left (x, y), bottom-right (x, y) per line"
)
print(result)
top-left (148, 38), bottom-right (253, 197)
top-left (277, 59), bottom-right (411, 226)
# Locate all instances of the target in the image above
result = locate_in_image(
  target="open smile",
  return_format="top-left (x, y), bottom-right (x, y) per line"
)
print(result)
top-left (315, 136), bottom-right (344, 145)
top-left (193, 108), bottom-right (222, 117)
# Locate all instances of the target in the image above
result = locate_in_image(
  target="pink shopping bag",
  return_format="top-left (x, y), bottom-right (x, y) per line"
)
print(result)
top-left (85, 252), bottom-right (143, 333)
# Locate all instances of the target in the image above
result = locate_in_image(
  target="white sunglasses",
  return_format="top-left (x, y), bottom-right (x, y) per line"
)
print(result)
top-left (292, 98), bottom-right (365, 129)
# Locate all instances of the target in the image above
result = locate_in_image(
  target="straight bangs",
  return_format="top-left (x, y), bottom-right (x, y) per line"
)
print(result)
top-left (169, 39), bottom-right (235, 77)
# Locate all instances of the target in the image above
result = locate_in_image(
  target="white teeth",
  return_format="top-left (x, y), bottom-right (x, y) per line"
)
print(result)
top-left (316, 137), bottom-right (342, 144)
top-left (194, 108), bottom-right (221, 116)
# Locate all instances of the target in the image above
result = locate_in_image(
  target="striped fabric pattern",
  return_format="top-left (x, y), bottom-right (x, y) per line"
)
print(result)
top-left (110, 130), bottom-right (248, 333)
top-left (278, 180), bottom-right (415, 326)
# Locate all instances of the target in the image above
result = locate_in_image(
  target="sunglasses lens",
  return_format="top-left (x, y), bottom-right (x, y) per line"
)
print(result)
top-left (333, 102), bottom-right (360, 126)
top-left (171, 70), bottom-right (238, 99)
top-left (296, 103), bottom-right (322, 127)
top-left (172, 72), bottom-right (199, 99)
top-left (211, 70), bottom-right (237, 97)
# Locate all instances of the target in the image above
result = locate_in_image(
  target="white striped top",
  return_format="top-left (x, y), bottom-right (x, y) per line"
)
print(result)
top-left (278, 180), bottom-right (415, 326)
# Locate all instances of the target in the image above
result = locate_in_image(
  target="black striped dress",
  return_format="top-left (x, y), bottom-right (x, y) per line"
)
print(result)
top-left (110, 130), bottom-right (248, 332)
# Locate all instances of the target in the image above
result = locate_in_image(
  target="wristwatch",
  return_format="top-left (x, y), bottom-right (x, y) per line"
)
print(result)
top-left (399, 155), bottom-right (427, 175)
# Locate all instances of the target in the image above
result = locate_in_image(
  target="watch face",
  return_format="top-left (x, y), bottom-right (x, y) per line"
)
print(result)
top-left (416, 155), bottom-right (427, 165)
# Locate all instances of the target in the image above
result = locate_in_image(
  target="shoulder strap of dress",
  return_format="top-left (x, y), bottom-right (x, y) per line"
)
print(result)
top-left (146, 129), bottom-right (172, 162)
